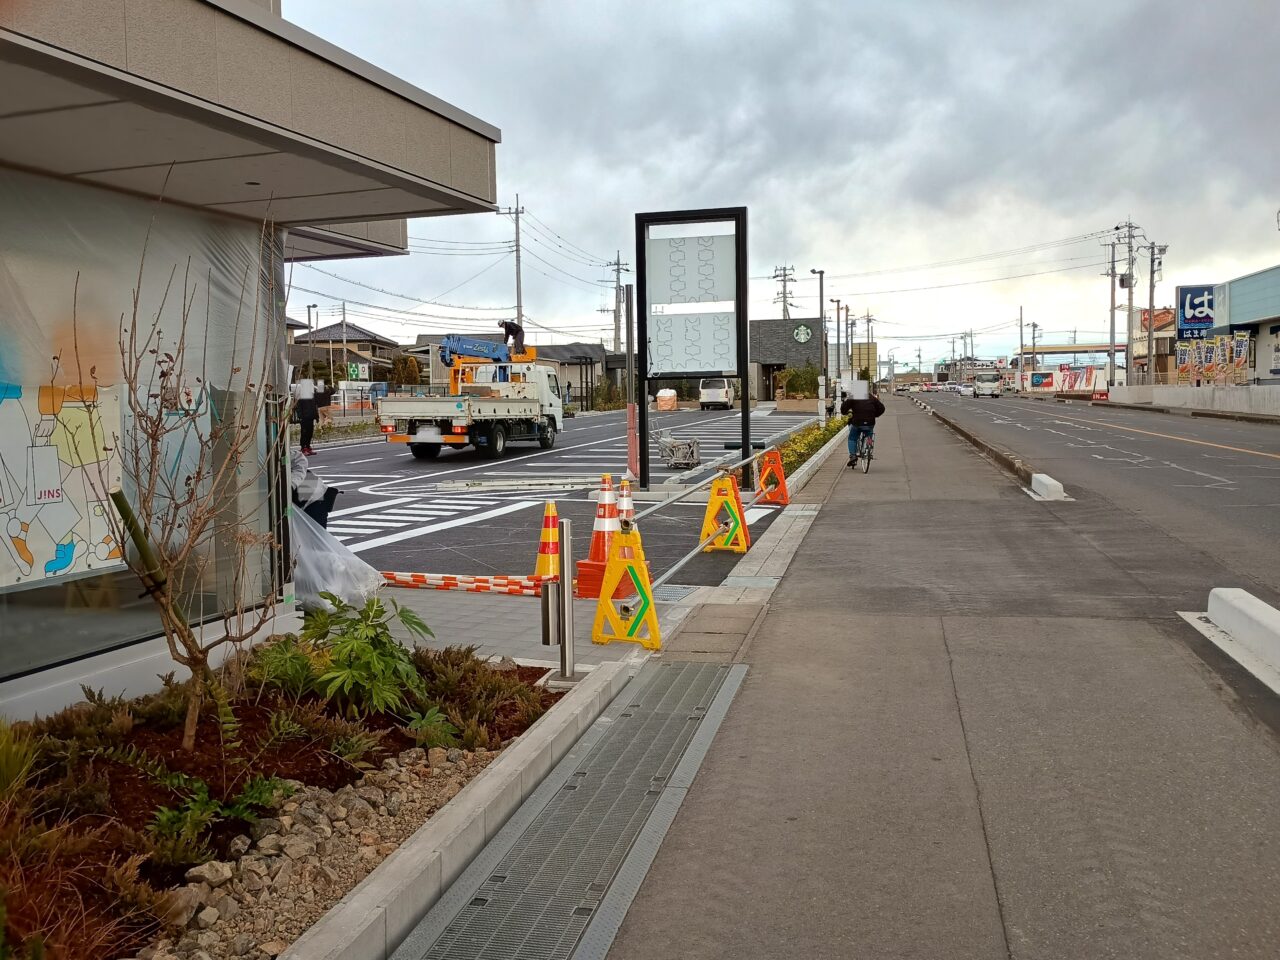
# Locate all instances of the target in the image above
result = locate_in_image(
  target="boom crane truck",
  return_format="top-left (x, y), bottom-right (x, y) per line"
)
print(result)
top-left (376, 334), bottom-right (564, 459)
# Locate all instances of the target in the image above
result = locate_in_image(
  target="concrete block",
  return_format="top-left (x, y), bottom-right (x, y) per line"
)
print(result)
top-left (481, 767), bottom-right (523, 843)
top-left (379, 850), bottom-right (442, 952)
top-left (1030, 473), bottom-right (1067, 500)
top-left (1208, 588), bottom-right (1280, 676)
top-left (436, 805), bottom-right (487, 891)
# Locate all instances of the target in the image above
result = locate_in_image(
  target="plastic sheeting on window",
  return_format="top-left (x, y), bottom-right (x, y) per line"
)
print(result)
top-left (0, 166), bottom-right (289, 679)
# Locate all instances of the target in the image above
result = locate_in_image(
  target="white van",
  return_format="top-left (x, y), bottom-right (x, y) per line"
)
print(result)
top-left (699, 377), bottom-right (735, 410)
top-left (973, 371), bottom-right (1003, 398)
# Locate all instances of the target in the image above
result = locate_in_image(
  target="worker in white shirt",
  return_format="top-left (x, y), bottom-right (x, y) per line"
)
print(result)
top-left (294, 376), bottom-right (318, 455)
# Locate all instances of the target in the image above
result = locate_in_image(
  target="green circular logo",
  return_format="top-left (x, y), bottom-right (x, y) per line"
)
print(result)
top-left (793, 324), bottom-right (812, 344)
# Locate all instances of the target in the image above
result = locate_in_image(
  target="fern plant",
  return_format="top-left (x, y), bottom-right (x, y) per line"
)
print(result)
top-left (404, 705), bottom-right (460, 748)
top-left (303, 593), bottom-right (431, 717)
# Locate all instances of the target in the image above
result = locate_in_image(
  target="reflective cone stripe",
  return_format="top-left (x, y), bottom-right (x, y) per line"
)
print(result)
top-left (757, 449), bottom-right (790, 506)
top-left (617, 480), bottom-right (636, 559)
top-left (534, 501), bottom-right (561, 578)
top-left (577, 474), bottom-right (621, 598)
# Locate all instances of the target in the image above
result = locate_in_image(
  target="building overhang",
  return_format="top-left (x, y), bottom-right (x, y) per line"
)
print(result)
top-left (1, 0), bottom-right (499, 232)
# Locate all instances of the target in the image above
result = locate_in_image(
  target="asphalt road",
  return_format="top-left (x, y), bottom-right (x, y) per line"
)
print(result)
top-left (300, 407), bottom-right (815, 583)
top-left (923, 393), bottom-right (1280, 595)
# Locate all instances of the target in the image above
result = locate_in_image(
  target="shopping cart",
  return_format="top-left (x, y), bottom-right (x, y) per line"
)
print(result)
top-left (655, 430), bottom-right (701, 469)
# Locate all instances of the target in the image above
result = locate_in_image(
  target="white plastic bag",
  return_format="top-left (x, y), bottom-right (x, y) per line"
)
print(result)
top-left (289, 506), bottom-right (383, 612)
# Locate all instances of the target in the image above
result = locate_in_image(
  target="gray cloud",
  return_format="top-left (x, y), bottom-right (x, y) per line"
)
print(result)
top-left (284, 0), bottom-right (1280, 360)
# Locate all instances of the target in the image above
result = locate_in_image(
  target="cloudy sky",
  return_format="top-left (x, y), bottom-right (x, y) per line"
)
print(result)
top-left (283, 0), bottom-right (1279, 372)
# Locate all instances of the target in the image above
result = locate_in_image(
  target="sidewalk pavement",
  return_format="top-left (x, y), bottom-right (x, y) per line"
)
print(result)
top-left (606, 398), bottom-right (1280, 959)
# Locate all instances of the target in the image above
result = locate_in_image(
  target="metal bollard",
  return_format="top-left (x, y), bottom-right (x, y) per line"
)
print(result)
top-left (557, 517), bottom-right (575, 680)
top-left (540, 575), bottom-right (559, 646)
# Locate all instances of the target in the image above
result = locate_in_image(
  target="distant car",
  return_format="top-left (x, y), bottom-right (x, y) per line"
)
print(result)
top-left (958, 383), bottom-right (975, 397)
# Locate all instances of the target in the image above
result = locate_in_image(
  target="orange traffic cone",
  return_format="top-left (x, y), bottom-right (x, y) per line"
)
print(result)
top-left (576, 474), bottom-right (626, 598)
top-left (533, 501), bottom-right (560, 579)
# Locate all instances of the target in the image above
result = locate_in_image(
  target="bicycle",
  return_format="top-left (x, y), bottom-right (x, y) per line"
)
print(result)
top-left (849, 430), bottom-right (874, 473)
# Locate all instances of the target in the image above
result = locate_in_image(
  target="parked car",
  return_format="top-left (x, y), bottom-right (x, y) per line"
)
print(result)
top-left (958, 383), bottom-right (975, 397)
top-left (698, 377), bottom-right (735, 410)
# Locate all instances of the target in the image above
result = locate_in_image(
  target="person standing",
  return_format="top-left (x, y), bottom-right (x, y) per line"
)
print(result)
top-left (498, 319), bottom-right (526, 354)
top-left (294, 376), bottom-right (318, 456)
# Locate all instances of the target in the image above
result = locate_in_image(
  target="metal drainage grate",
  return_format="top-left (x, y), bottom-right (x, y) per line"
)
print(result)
top-left (395, 661), bottom-right (730, 960)
top-left (652, 583), bottom-right (699, 602)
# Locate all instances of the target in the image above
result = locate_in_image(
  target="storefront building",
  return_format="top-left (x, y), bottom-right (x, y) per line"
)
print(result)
top-left (1214, 264), bottom-right (1280, 385)
top-left (0, 0), bottom-right (500, 716)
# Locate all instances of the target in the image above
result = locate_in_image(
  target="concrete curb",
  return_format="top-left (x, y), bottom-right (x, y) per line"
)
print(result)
top-left (914, 399), bottom-right (1035, 486)
top-left (788, 424), bottom-right (850, 494)
top-left (280, 658), bottom-right (635, 960)
top-left (1091, 400), bottom-right (1280, 426)
top-left (1207, 588), bottom-right (1280, 685)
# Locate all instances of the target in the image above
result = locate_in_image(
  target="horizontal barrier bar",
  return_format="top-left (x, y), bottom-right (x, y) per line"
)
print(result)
top-left (633, 446), bottom-right (775, 524)
top-left (381, 571), bottom-right (552, 596)
top-left (650, 520), bottom-right (730, 590)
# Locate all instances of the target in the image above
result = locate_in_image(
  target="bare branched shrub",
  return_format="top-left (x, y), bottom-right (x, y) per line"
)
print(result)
top-left (55, 218), bottom-right (291, 751)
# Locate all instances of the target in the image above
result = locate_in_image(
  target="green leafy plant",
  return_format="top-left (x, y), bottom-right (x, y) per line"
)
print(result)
top-left (404, 706), bottom-right (459, 748)
top-left (328, 731), bottom-right (384, 770)
top-left (303, 593), bottom-right (431, 717)
top-left (258, 709), bottom-right (307, 751)
top-left (249, 635), bottom-right (326, 700)
top-left (97, 745), bottom-right (287, 866)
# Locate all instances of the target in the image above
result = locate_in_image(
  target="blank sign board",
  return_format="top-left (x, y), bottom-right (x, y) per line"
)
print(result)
top-left (644, 234), bottom-right (737, 375)
top-left (646, 235), bottom-right (736, 304)
top-left (648, 311), bottom-right (736, 376)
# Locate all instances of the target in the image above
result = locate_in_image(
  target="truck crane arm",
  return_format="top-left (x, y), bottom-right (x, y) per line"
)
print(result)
top-left (439, 335), bottom-right (510, 368)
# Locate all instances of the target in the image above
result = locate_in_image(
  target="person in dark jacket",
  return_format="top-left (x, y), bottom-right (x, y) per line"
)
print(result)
top-left (498, 319), bottom-right (526, 354)
top-left (840, 387), bottom-right (886, 466)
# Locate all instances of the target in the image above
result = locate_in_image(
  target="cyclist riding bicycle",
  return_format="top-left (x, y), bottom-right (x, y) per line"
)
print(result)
top-left (840, 384), bottom-right (885, 467)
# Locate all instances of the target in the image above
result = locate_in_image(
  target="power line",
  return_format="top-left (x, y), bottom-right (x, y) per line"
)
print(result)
top-left (830, 260), bottom-right (1107, 297)
top-left (406, 234), bottom-right (514, 246)
top-left (519, 218), bottom-right (613, 268)
top-left (405, 244), bottom-right (515, 256)
top-left (296, 263), bottom-right (515, 310)
top-left (523, 210), bottom-right (611, 264)
top-left (520, 245), bottom-right (613, 287)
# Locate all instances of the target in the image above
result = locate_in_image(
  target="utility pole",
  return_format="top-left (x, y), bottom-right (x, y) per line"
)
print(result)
top-left (341, 301), bottom-right (348, 415)
top-left (865, 311), bottom-right (873, 383)
top-left (1147, 242), bottom-right (1167, 385)
top-left (1018, 307), bottom-right (1024, 391)
top-left (498, 196), bottom-right (525, 328)
top-left (772, 265), bottom-right (796, 319)
top-left (917, 346), bottom-right (923, 382)
top-left (1108, 241), bottom-right (1117, 387)
top-left (1123, 220), bottom-right (1135, 388)
top-left (810, 268), bottom-right (825, 382)
top-left (830, 297), bottom-right (842, 379)
top-left (1030, 321), bottom-right (1039, 374)
top-left (606, 250), bottom-right (630, 353)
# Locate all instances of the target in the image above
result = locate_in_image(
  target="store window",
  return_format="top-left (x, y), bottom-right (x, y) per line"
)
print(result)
top-left (0, 168), bottom-right (287, 681)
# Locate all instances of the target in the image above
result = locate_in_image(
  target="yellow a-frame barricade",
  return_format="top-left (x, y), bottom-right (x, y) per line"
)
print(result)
top-left (591, 523), bottom-right (661, 651)
top-left (700, 474), bottom-right (751, 553)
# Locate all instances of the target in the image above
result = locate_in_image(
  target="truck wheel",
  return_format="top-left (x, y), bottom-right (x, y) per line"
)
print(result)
top-left (409, 443), bottom-right (441, 460)
top-left (485, 424), bottom-right (507, 459)
top-left (539, 421), bottom-right (557, 449)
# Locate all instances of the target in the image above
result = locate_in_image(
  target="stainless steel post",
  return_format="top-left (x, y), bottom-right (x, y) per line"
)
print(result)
top-left (557, 518), bottom-right (574, 679)
top-left (540, 575), bottom-right (559, 646)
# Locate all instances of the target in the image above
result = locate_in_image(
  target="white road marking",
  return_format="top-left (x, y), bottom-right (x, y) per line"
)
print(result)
top-left (345, 458), bottom-right (382, 465)
top-left (349, 501), bottom-right (540, 553)
top-left (327, 496), bottom-right (417, 518)
top-left (327, 519), bottom-right (408, 529)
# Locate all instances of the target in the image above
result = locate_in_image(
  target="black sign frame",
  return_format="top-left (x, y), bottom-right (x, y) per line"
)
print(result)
top-left (634, 206), bottom-right (748, 488)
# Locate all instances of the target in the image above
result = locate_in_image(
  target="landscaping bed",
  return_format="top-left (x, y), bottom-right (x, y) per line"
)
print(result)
top-left (778, 416), bottom-right (847, 475)
top-left (1, 596), bottom-right (560, 960)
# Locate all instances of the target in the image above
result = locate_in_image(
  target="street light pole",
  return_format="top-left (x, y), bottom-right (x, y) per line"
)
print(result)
top-left (1108, 242), bottom-right (1117, 387)
top-left (811, 268), bottom-right (826, 420)
top-left (830, 298), bottom-right (842, 381)
top-left (1147, 243), bottom-right (1167, 386)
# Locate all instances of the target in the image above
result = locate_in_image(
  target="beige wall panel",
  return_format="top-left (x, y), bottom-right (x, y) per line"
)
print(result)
top-left (403, 103), bottom-right (453, 186)
top-left (214, 14), bottom-right (291, 127)
top-left (366, 218), bottom-right (406, 248)
top-left (124, 0), bottom-right (219, 101)
top-left (285, 44), bottom-right (356, 153)
top-left (349, 80), bottom-right (407, 172)
top-left (449, 125), bottom-right (493, 202)
top-left (6, 0), bottom-right (128, 68)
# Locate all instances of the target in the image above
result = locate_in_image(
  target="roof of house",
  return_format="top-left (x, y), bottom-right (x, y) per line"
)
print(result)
top-left (295, 321), bottom-right (400, 347)
top-left (285, 316), bottom-right (310, 330)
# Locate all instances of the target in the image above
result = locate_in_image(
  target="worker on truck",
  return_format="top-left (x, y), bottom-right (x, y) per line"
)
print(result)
top-left (498, 319), bottom-right (525, 354)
